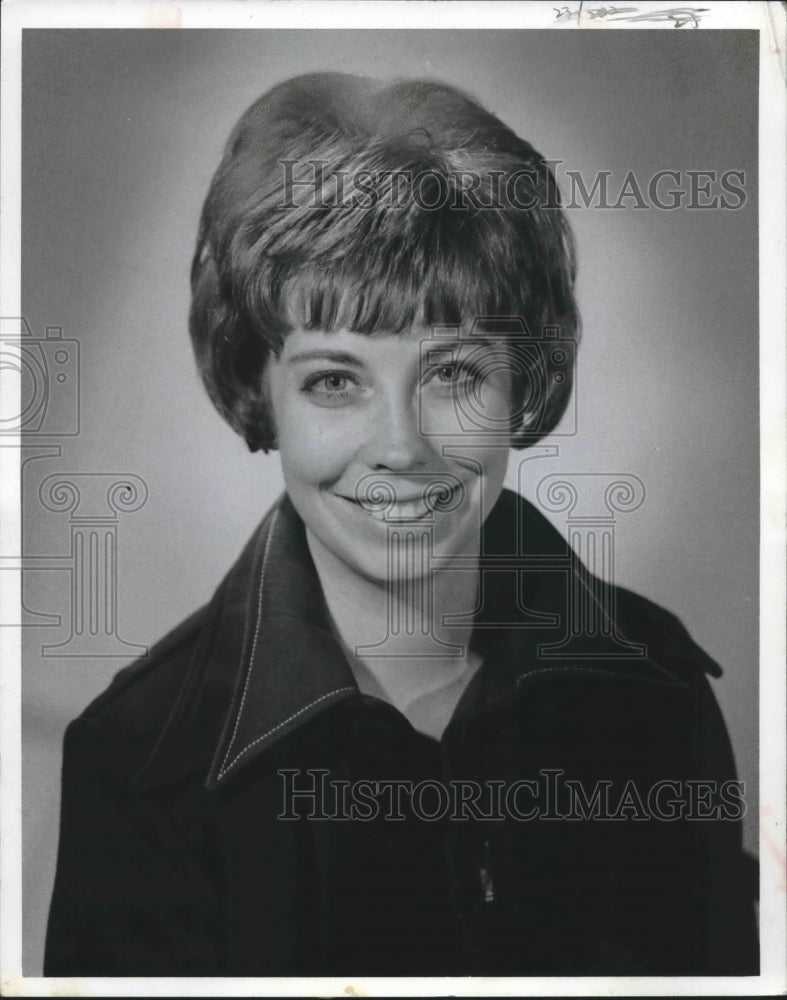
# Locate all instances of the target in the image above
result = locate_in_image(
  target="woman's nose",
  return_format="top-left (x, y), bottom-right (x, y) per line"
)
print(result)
top-left (361, 396), bottom-right (430, 472)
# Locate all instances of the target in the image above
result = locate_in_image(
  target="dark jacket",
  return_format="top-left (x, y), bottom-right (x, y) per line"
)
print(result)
top-left (44, 489), bottom-right (758, 977)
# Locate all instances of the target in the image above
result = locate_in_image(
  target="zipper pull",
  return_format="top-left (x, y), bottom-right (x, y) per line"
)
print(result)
top-left (479, 838), bottom-right (495, 903)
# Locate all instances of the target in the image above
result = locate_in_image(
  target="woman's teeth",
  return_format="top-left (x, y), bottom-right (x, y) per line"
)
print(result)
top-left (358, 497), bottom-right (433, 521)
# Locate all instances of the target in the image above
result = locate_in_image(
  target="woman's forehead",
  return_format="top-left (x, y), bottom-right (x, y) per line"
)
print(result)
top-left (279, 325), bottom-right (498, 360)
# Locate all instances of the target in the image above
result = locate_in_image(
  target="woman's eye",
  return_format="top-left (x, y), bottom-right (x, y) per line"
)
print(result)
top-left (436, 364), bottom-right (459, 383)
top-left (301, 371), bottom-right (362, 407)
top-left (427, 361), bottom-right (478, 392)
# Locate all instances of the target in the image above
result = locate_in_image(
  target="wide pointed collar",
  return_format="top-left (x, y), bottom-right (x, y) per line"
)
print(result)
top-left (133, 495), bottom-right (358, 793)
top-left (132, 489), bottom-right (709, 795)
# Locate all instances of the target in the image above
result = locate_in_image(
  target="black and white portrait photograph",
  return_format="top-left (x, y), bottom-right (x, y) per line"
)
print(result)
top-left (0, 1), bottom-right (785, 995)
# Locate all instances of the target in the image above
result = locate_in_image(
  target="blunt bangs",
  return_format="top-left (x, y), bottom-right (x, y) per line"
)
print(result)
top-left (277, 223), bottom-right (553, 341)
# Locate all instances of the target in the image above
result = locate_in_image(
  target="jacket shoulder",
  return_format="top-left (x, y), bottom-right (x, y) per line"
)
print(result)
top-left (67, 604), bottom-right (209, 773)
top-left (613, 583), bottom-right (723, 682)
top-left (510, 490), bottom-right (722, 685)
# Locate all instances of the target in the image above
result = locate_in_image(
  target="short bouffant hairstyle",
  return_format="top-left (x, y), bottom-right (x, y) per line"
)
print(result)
top-left (189, 72), bottom-right (579, 452)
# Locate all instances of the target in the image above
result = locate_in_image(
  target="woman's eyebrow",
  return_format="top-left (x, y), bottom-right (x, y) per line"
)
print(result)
top-left (425, 338), bottom-right (497, 357)
top-left (286, 349), bottom-right (364, 366)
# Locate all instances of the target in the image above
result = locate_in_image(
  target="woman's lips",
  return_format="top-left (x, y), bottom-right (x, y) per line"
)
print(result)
top-left (336, 486), bottom-right (460, 523)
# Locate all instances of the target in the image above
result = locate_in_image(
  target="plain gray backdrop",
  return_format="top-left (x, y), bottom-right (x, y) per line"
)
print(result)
top-left (20, 28), bottom-right (758, 974)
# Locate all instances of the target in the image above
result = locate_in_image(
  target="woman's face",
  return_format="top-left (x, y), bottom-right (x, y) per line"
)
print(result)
top-left (265, 327), bottom-right (514, 583)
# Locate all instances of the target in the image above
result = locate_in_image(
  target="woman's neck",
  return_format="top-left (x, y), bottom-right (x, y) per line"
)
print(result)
top-left (306, 527), bottom-right (482, 724)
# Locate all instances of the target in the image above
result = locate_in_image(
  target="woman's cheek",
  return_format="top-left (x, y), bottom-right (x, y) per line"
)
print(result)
top-left (421, 380), bottom-right (513, 441)
top-left (278, 409), bottom-right (360, 484)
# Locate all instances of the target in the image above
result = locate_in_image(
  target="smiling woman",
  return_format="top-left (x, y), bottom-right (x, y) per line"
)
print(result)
top-left (44, 72), bottom-right (758, 978)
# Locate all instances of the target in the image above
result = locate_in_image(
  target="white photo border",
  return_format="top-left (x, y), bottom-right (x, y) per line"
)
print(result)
top-left (1, 1), bottom-right (784, 996)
